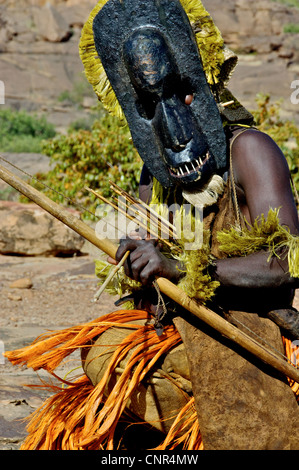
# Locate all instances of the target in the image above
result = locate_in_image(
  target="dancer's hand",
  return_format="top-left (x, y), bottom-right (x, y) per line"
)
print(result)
top-left (110, 231), bottom-right (182, 286)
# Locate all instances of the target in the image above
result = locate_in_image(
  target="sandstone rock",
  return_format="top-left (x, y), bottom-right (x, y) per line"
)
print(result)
top-left (0, 0), bottom-right (64, 8)
top-left (9, 278), bottom-right (33, 289)
top-left (32, 3), bottom-right (72, 43)
top-left (7, 292), bottom-right (23, 301)
top-left (281, 34), bottom-right (299, 62)
top-left (57, 1), bottom-right (95, 27)
top-left (209, 0), bottom-right (299, 52)
top-left (82, 96), bottom-right (95, 109)
top-left (0, 0), bottom-right (299, 128)
top-left (0, 201), bottom-right (84, 256)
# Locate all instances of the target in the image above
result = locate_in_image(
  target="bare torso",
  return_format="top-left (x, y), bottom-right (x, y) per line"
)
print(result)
top-left (115, 126), bottom-right (299, 313)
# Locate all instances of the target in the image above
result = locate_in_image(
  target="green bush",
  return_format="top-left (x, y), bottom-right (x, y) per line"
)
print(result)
top-left (0, 108), bottom-right (56, 153)
top-left (284, 23), bottom-right (299, 33)
top-left (39, 112), bottom-right (142, 219)
top-left (271, 0), bottom-right (299, 9)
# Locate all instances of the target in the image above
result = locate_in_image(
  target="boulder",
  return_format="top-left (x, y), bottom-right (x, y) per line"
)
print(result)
top-left (0, 0), bottom-right (299, 127)
top-left (9, 278), bottom-right (33, 289)
top-left (209, 0), bottom-right (299, 52)
top-left (32, 3), bottom-right (72, 43)
top-left (0, 0), bottom-right (65, 8)
top-left (0, 200), bottom-right (84, 256)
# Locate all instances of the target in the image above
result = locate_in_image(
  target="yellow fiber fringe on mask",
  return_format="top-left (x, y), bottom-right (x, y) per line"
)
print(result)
top-left (79, 0), bottom-right (224, 120)
top-left (217, 208), bottom-right (299, 278)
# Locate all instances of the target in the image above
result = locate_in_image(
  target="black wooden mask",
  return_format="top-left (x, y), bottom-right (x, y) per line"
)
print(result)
top-left (92, 0), bottom-right (228, 188)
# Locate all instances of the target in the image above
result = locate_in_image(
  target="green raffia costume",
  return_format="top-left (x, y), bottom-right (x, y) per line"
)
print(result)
top-left (5, 0), bottom-right (299, 450)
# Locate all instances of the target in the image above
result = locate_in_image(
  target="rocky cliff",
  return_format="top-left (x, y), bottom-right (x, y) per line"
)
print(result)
top-left (0, 0), bottom-right (298, 128)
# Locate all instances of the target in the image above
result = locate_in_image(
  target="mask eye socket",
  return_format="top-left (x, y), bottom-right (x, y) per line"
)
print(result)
top-left (134, 78), bottom-right (193, 119)
top-left (135, 90), bottom-right (159, 120)
top-left (163, 76), bottom-right (193, 105)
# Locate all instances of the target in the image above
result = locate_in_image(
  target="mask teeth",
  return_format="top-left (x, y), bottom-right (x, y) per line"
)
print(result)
top-left (170, 151), bottom-right (210, 177)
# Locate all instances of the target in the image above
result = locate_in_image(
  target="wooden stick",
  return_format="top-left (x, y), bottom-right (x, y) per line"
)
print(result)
top-left (109, 181), bottom-right (177, 234)
top-left (87, 187), bottom-right (174, 248)
top-left (93, 251), bottom-right (130, 302)
top-left (221, 100), bottom-right (234, 108)
top-left (1, 162), bottom-right (299, 384)
top-left (112, 195), bottom-right (176, 241)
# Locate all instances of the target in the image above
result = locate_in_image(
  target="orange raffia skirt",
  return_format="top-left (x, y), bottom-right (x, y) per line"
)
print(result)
top-left (4, 309), bottom-right (299, 450)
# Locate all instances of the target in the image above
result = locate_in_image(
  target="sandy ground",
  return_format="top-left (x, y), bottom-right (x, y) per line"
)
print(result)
top-left (0, 246), bottom-right (120, 450)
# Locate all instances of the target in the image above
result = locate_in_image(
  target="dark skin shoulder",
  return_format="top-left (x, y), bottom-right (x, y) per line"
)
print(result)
top-left (115, 129), bottom-right (298, 308)
top-left (215, 128), bottom-right (299, 293)
top-left (231, 128), bottom-right (298, 234)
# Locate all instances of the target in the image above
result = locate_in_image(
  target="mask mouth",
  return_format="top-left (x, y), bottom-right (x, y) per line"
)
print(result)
top-left (169, 150), bottom-right (210, 180)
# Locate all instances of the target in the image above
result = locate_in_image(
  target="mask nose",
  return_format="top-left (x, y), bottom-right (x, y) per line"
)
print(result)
top-left (153, 96), bottom-right (193, 151)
